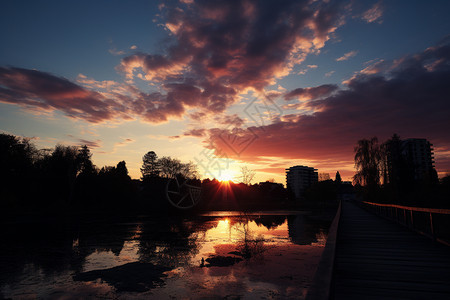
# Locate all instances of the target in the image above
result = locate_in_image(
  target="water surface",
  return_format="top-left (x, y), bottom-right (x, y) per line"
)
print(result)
top-left (0, 211), bottom-right (332, 299)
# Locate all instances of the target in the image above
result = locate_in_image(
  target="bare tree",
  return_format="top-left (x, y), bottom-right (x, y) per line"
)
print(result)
top-left (318, 173), bottom-right (330, 181)
top-left (180, 161), bottom-right (199, 179)
top-left (240, 166), bottom-right (256, 185)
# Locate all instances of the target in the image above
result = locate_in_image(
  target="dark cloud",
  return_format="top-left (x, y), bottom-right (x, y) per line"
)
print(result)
top-left (0, 65), bottom-right (236, 124)
top-left (284, 84), bottom-right (338, 101)
top-left (207, 40), bottom-right (450, 177)
top-left (119, 0), bottom-right (347, 119)
top-left (0, 67), bottom-right (124, 123)
top-left (1, 1), bottom-right (348, 125)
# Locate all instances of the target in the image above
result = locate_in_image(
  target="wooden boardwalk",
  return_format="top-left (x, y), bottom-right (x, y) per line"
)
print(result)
top-left (333, 201), bottom-right (450, 299)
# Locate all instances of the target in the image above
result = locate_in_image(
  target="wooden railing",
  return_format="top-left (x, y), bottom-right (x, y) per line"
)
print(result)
top-left (359, 201), bottom-right (450, 246)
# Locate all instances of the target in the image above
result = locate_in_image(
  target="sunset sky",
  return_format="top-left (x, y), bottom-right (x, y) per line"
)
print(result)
top-left (1, 0), bottom-right (450, 184)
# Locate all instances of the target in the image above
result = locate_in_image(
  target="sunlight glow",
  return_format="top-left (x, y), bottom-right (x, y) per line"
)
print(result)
top-left (216, 170), bottom-right (235, 182)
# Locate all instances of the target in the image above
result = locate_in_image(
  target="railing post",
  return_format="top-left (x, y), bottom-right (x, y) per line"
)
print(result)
top-left (410, 210), bottom-right (414, 229)
top-left (429, 212), bottom-right (435, 241)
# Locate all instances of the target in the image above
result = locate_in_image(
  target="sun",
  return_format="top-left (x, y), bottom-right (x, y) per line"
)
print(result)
top-left (217, 170), bottom-right (234, 182)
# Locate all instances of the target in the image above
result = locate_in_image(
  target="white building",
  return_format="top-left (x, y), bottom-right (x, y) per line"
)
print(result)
top-left (286, 165), bottom-right (318, 200)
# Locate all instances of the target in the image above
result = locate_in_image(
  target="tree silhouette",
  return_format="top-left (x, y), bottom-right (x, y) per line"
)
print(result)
top-left (240, 166), bottom-right (256, 185)
top-left (179, 161), bottom-right (199, 179)
top-left (159, 156), bottom-right (182, 178)
top-left (47, 145), bottom-right (82, 203)
top-left (353, 137), bottom-right (382, 187)
top-left (335, 171), bottom-right (342, 184)
top-left (141, 151), bottom-right (160, 179)
top-left (77, 145), bottom-right (95, 176)
top-left (0, 133), bottom-right (37, 207)
top-left (116, 161), bottom-right (129, 178)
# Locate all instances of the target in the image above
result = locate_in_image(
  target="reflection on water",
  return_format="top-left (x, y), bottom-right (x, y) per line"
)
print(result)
top-left (0, 211), bottom-right (332, 299)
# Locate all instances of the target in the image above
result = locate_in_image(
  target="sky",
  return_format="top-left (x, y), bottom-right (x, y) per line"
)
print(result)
top-left (1, 0), bottom-right (450, 184)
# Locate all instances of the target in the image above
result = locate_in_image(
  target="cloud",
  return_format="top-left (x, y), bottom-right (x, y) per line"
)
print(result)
top-left (284, 84), bottom-right (338, 101)
top-left (342, 59), bottom-right (388, 84)
top-left (1, 1), bottom-right (350, 125)
top-left (361, 1), bottom-right (383, 24)
top-left (130, 45), bottom-right (137, 50)
top-left (0, 66), bottom-right (233, 125)
top-left (109, 48), bottom-right (126, 56)
top-left (206, 40), bottom-right (450, 178)
top-left (183, 128), bottom-right (207, 137)
top-left (118, 0), bottom-right (348, 117)
top-left (325, 70), bottom-right (335, 77)
top-left (118, 52), bottom-right (186, 81)
top-left (297, 64), bottom-right (319, 75)
top-left (78, 139), bottom-right (102, 148)
top-left (214, 114), bottom-right (245, 127)
top-left (107, 138), bottom-right (135, 154)
top-left (336, 50), bottom-right (358, 61)
top-left (0, 67), bottom-right (125, 123)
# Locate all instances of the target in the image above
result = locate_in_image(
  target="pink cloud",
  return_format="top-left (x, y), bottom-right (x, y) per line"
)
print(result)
top-left (0, 67), bottom-right (122, 123)
top-left (1, 1), bottom-right (350, 125)
top-left (361, 1), bottom-right (383, 24)
top-left (336, 50), bottom-right (358, 62)
top-left (78, 139), bottom-right (102, 148)
top-left (118, 0), bottom-right (347, 117)
top-left (205, 41), bottom-right (450, 178)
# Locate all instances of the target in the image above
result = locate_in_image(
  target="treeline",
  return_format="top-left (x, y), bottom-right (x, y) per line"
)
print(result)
top-left (301, 171), bottom-right (349, 209)
top-left (140, 150), bottom-right (198, 180)
top-left (199, 179), bottom-right (287, 211)
top-left (353, 134), bottom-right (450, 208)
top-left (138, 151), bottom-right (289, 211)
top-left (1, 133), bottom-right (289, 214)
top-left (1, 133), bottom-right (136, 213)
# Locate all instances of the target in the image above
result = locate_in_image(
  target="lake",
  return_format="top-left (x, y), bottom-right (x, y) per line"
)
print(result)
top-left (0, 210), bottom-right (333, 299)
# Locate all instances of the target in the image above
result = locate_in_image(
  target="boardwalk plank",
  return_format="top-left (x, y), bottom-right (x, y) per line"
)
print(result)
top-left (333, 201), bottom-right (450, 300)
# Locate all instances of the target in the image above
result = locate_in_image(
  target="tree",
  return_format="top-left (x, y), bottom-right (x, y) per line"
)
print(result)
top-left (319, 173), bottom-right (331, 181)
top-left (141, 151), bottom-right (160, 179)
top-left (116, 161), bottom-right (129, 178)
top-left (335, 171), bottom-right (342, 184)
top-left (353, 137), bottom-right (383, 187)
top-left (0, 133), bottom-right (36, 179)
top-left (179, 161), bottom-right (199, 179)
top-left (77, 145), bottom-right (95, 176)
top-left (44, 144), bottom-right (81, 203)
top-left (0, 133), bottom-right (37, 207)
top-left (159, 156), bottom-right (182, 178)
top-left (240, 166), bottom-right (256, 185)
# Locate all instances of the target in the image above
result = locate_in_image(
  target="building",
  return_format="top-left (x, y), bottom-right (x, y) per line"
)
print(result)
top-left (384, 136), bottom-right (436, 184)
top-left (286, 165), bottom-right (318, 200)
top-left (401, 138), bottom-right (435, 181)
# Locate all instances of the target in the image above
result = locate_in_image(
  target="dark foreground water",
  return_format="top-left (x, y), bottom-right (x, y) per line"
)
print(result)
top-left (0, 210), bottom-right (333, 299)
